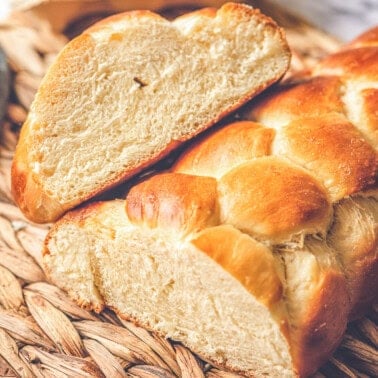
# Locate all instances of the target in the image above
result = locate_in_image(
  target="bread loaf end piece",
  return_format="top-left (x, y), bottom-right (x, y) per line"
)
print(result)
top-left (12, 3), bottom-right (290, 223)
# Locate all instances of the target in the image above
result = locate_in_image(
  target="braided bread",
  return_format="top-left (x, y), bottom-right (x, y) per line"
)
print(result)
top-left (11, 2), bottom-right (290, 223)
top-left (44, 27), bottom-right (378, 377)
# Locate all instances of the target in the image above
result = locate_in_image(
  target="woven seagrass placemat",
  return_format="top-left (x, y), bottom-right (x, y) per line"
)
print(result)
top-left (0, 1), bottom-right (377, 376)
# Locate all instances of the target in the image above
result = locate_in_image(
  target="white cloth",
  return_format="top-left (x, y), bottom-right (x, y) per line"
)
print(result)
top-left (270, 0), bottom-right (378, 41)
top-left (0, 0), bottom-right (10, 21)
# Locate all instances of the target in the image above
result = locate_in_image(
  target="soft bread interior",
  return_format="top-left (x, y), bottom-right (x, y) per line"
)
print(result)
top-left (44, 201), bottom-right (294, 377)
top-left (19, 4), bottom-right (289, 221)
top-left (44, 222), bottom-right (103, 310)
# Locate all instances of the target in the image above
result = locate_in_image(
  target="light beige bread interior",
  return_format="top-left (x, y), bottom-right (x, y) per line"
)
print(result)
top-left (44, 27), bottom-right (378, 377)
top-left (11, 2), bottom-right (290, 223)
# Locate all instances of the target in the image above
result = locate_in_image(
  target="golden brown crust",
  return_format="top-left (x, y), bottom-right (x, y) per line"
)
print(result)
top-left (218, 157), bottom-right (332, 241)
top-left (128, 156), bottom-right (332, 243)
top-left (126, 173), bottom-right (219, 236)
top-left (249, 76), bottom-right (344, 125)
top-left (278, 114), bottom-right (378, 200)
top-left (173, 121), bottom-right (274, 178)
top-left (313, 46), bottom-right (378, 79)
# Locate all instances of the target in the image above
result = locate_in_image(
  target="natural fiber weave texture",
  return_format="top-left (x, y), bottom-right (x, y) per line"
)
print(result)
top-left (0, 1), bottom-right (377, 377)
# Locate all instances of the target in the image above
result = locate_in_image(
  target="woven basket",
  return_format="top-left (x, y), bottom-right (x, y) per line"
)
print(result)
top-left (0, 1), bottom-right (377, 377)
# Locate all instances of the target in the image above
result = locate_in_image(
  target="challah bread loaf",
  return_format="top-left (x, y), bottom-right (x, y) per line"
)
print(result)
top-left (44, 27), bottom-right (378, 377)
top-left (11, 2), bottom-right (290, 223)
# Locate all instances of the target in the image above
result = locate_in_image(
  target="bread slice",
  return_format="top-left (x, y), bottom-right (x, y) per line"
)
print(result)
top-left (11, 2), bottom-right (290, 223)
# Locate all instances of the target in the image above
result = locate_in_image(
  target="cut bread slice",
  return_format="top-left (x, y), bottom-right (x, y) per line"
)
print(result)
top-left (11, 2), bottom-right (290, 223)
top-left (44, 200), bottom-right (350, 377)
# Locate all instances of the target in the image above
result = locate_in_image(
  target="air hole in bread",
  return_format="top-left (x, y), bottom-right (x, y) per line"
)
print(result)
top-left (133, 77), bottom-right (148, 88)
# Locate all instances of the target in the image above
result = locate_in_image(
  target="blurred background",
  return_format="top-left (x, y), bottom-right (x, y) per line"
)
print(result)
top-left (270, 0), bottom-right (378, 41)
top-left (1, 0), bottom-right (378, 41)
